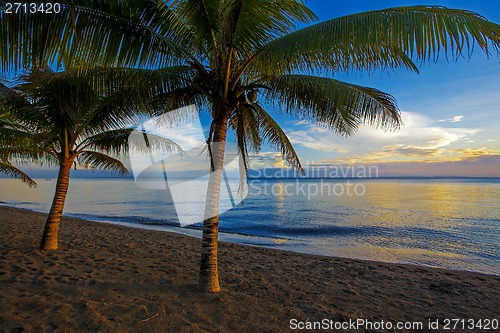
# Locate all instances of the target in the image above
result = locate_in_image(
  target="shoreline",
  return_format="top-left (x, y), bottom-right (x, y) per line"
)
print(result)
top-left (1, 205), bottom-right (499, 332)
top-left (1, 203), bottom-right (497, 277)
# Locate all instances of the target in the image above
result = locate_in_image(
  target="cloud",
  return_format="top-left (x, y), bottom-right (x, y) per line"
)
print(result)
top-left (248, 152), bottom-right (285, 169)
top-left (286, 129), bottom-right (350, 153)
top-left (446, 147), bottom-right (500, 158)
top-left (294, 120), bottom-right (310, 126)
top-left (438, 115), bottom-right (464, 123)
top-left (381, 145), bottom-right (442, 157)
top-left (287, 111), bottom-right (481, 163)
top-left (371, 155), bottom-right (500, 177)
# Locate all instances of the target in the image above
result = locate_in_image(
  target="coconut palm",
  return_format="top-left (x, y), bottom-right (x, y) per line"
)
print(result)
top-left (0, 68), bottom-right (182, 250)
top-left (1, 0), bottom-right (500, 291)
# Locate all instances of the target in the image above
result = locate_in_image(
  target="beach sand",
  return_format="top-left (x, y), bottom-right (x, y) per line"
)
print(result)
top-left (0, 206), bottom-right (498, 332)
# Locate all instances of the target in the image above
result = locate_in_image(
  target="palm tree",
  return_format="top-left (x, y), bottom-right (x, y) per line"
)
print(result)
top-left (0, 68), bottom-right (182, 250)
top-left (1, 0), bottom-right (499, 291)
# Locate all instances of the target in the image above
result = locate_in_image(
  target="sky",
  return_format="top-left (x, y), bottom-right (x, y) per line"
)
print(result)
top-left (244, 0), bottom-right (500, 177)
top-left (7, 0), bottom-right (500, 178)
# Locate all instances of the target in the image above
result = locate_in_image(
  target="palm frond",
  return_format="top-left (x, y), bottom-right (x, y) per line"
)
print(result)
top-left (76, 128), bottom-right (133, 154)
top-left (77, 150), bottom-right (128, 175)
top-left (232, 0), bottom-right (316, 56)
top-left (147, 86), bottom-right (206, 116)
top-left (250, 104), bottom-right (302, 171)
top-left (0, 0), bottom-right (192, 70)
top-left (169, 0), bottom-right (220, 52)
top-left (0, 160), bottom-right (36, 187)
top-left (251, 6), bottom-right (500, 74)
top-left (0, 79), bottom-right (28, 102)
top-left (2, 67), bottom-right (191, 172)
top-left (0, 136), bottom-right (59, 167)
top-left (240, 105), bottom-right (262, 152)
top-left (0, 125), bottom-right (38, 145)
top-left (8, 67), bottom-right (191, 145)
top-left (127, 129), bottom-right (186, 157)
top-left (260, 74), bottom-right (401, 135)
top-left (231, 103), bottom-right (250, 174)
top-left (74, 66), bottom-right (193, 135)
top-left (0, 81), bottom-right (38, 122)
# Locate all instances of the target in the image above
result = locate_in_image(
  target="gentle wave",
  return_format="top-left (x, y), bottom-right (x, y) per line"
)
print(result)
top-left (0, 178), bottom-right (498, 275)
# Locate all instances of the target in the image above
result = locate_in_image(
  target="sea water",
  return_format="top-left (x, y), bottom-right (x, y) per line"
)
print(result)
top-left (0, 177), bottom-right (498, 275)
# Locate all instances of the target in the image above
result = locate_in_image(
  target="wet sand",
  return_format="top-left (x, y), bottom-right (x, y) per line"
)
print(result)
top-left (0, 206), bottom-right (498, 332)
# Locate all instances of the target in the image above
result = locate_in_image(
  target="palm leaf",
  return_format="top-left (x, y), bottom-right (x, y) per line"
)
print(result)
top-left (0, 126), bottom-right (39, 145)
top-left (2, 68), bottom-right (182, 174)
top-left (251, 6), bottom-right (500, 74)
top-left (0, 0), bottom-right (192, 70)
top-left (77, 150), bottom-right (128, 175)
top-left (73, 66), bottom-right (193, 136)
top-left (232, 0), bottom-right (316, 56)
top-left (229, 102), bottom-right (302, 171)
top-left (147, 86), bottom-right (206, 115)
top-left (0, 160), bottom-right (36, 187)
top-left (169, 0), bottom-right (220, 51)
top-left (250, 104), bottom-right (302, 171)
top-left (127, 129), bottom-right (186, 157)
top-left (240, 105), bottom-right (262, 152)
top-left (260, 74), bottom-right (401, 135)
top-left (76, 128), bottom-right (133, 155)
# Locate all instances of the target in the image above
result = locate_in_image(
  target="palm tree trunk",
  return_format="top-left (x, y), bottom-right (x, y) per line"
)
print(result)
top-left (199, 108), bottom-right (229, 292)
top-left (40, 158), bottom-right (73, 250)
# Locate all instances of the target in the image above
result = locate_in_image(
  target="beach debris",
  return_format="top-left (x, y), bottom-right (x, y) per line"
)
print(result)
top-left (137, 312), bottom-right (158, 324)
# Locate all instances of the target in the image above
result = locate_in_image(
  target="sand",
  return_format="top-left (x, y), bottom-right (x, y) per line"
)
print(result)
top-left (0, 206), bottom-right (498, 333)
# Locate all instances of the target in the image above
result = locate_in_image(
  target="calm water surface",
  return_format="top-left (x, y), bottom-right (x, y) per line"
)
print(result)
top-left (0, 177), bottom-right (498, 275)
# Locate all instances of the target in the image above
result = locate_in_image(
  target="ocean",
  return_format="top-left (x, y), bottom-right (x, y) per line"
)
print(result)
top-left (0, 177), bottom-right (499, 275)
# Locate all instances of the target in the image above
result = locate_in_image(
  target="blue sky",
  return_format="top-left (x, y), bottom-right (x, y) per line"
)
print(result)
top-left (9, 1), bottom-right (500, 178)
top-left (246, 0), bottom-right (500, 177)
